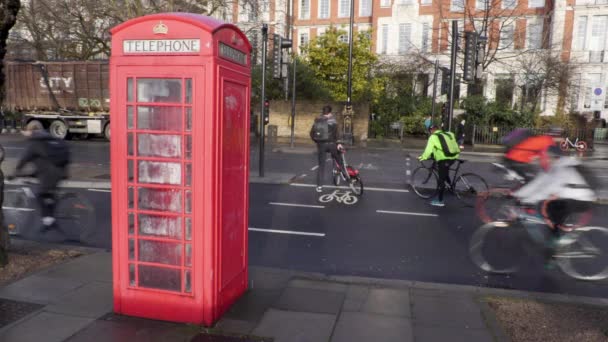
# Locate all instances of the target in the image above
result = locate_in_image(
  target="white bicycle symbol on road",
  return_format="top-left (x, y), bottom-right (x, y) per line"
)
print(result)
top-left (318, 190), bottom-right (359, 205)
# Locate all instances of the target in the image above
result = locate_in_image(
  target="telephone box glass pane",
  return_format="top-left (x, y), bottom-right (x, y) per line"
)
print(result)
top-left (185, 190), bottom-right (192, 213)
top-left (138, 240), bottom-right (182, 266)
top-left (185, 244), bottom-right (192, 267)
top-left (138, 188), bottom-right (181, 212)
top-left (137, 79), bottom-right (182, 103)
top-left (138, 265), bottom-right (181, 291)
top-left (128, 212), bottom-right (134, 234)
top-left (138, 161), bottom-right (181, 185)
top-left (128, 160), bottom-right (134, 182)
top-left (128, 239), bottom-right (134, 260)
top-left (138, 214), bottom-right (182, 239)
top-left (127, 78), bottom-right (134, 102)
top-left (127, 133), bottom-right (134, 155)
top-left (185, 135), bottom-right (192, 159)
top-left (184, 270), bottom-right (191, 293)
top-left (137, 134), bottom-right (182, 158)
top-left (137, 106), bottom-right (182, 131)
top-left (185, 217), bottom-right (191, 240)
top-left (128, 187), bottom-right (134, 208)
top-left (129, 264), bottom-right (136, 286)
top-left (185, 79), bottom-right (192, 104)
top-left (186, 108), bottom-right (192, 131)
top-left (127, 106), bottom-right (134, 129)
top-left (185, 164), bottom-right (192, 186)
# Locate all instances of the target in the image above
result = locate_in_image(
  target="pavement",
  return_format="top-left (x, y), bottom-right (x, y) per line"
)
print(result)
top-left (4, 243), bottom-right (608, 342)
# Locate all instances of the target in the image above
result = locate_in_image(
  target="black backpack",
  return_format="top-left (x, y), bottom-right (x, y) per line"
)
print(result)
top-left (311, 117), bottom-right (329, 142)
top-left (45, 138), bottom-right (70, 168)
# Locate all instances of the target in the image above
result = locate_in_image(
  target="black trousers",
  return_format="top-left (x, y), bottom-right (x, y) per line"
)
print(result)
top-left (437, 160), bottom-right (454, 201)
top-left (316, 142), bottom-right (344, 187)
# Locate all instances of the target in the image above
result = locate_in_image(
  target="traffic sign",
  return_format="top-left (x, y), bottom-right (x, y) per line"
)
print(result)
top-left (590, 86), bottom-right (605, 111)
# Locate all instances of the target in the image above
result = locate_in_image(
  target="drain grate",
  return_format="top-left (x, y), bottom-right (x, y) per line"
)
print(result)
top-left (190, 333), bottom-right (272, 342)
top-left (0, 298), bottom-right (44, 328)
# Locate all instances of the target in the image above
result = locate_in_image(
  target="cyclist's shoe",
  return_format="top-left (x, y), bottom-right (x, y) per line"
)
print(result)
top-left (316, 186), bottom-right (323, 193)
top-left (430, 199), bottom-right (445, 207)
top-left (548, 233), bottom-right (575, 248)
top-left (42, 216), bottom-right (56, 227)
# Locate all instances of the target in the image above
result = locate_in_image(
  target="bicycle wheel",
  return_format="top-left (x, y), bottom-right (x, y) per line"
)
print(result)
top-left (411, 167), bottom-right (438, 199)
top-left (332, 168), bottom-right (341, 186)
top-left (318, 194), bottom-right (334, 203)
top-left (55, 192), bottom-right (96, 244)
top-left (476, 188), bottom-right (519, 224)
top-left (454, 173), bottom-right (488, 207)
top-left (576, 141), bottom-right (587, 152)
top-left (559, 141), bottom-right (569, 151)
top-left (556, 226), bottom-right (608, 281)
top-left (469, 222), bottom-right (525, 274)
top-left (348, 176), bottom-right (364, 197)
top-left (3, 187), bottom-right (36, 236)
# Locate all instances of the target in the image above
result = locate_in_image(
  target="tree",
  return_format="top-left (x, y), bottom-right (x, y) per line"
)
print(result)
top-left (302, 26), bottom-right (382, 103)
top-left (0, 0), bottom-right (20, 267)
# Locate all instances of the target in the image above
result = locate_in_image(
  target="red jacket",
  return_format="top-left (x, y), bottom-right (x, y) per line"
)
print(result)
top-left (505, 135), bottom-right (555, 170)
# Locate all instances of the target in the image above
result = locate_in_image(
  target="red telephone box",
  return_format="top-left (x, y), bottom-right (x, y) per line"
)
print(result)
top-left (110, 13), bottom-right (251, 326)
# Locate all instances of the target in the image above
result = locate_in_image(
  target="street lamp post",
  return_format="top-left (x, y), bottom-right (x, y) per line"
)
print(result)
top-left (343, 0), bottom-right (355, 145)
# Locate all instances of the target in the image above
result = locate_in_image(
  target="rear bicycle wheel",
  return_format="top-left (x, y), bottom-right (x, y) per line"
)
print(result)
top-left (55, 192), bottom-right (95, 244)
top-left (469, 222), bottom-right (524, 274)
top-left (3, 187), bottom-right (36, 237)
top-left (454, 173), bottom-right (488, 207)
top-left (556, 226), bottom-right (608, 281)
top-left (411, 167), bottom-right (438, 199)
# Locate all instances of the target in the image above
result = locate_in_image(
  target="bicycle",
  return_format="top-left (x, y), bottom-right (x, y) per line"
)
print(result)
top-left (331, 146), bottom-right (364, 197)
top-left (319, 189), bottom-right (359, 205)
top-left (410, 159), bottom-right (488, 207)
top-left (469, 217), bottom-right (608, 281)
top-left (559, 137), bottom-right (587, 152)
top-left (3, 177), bottom-right (96, 244)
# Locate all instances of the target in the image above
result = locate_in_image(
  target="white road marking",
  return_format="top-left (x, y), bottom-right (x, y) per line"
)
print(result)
top-left (2, 206), bottom-right (35, 212)
top-left (290, 183), bottom-right (409, 193)
top-left (248, 227), bottom-right (325, 237)
top-left (311, 166), bottom-right (319, 171)
top-left (376, 210), bottom-right (438, 217)
top-left (270, 202), bottom-right (324, 209)
top-left (88, 189), bottom-right (112, 192)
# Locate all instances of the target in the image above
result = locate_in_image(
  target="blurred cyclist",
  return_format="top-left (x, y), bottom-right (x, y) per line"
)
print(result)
top-left (502, 128), bottom-right (562, 182)
top-left (9, 125), bottom-right (70, 230)
top-left (310, 105), bottom-right (344, 193)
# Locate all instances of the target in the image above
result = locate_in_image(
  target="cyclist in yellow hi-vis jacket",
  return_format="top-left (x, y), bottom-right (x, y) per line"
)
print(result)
top-left (419, 125), bottom-right (460, 207)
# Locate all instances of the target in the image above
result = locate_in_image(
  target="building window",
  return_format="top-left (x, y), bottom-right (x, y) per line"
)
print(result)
top-left (339, 29), bottom-right (350, 43)
top-left (422, 23), bottom-right (430, 52)
top-left (500, 24), bottom-right (514, 50)
top-left (575, 16), bottom-right (588, 50)
top-left (360, 0), bottom-right (372, 16)
top-left (502, 0), bottom-right (517, 8)
top-left (495, 76), bottom-right (515, 108)
top-left (589, 16), bottom-right (608, 51)
top-left (527, 22), bottom-right (543, 49)
top-left (381, 24), bottom-right (389, 54)
top-left (421, 0), bottom-right (432, 5)
top-left (318, 0), bottom-right (330, 19)
top-left (381, 0), bottom-right (391, 7)
top-left (451, 0), bottom-right (465, 11)
top-left (300, 0), bottom-right (310, 19)
top-left (397, 0), bottom-right (414, 4)
top-left (339, 0), bottom-right (350, 17)
top-left (476, 0), bottom-right (488, 10)
top-left (398, 24), bottom-right (412, 54)
top-left (528, 0), bottom-right (544, 8)
top-left (299, 32), bottom-right (309, 53)
top-left (583, 73), bottom-right (601, 109)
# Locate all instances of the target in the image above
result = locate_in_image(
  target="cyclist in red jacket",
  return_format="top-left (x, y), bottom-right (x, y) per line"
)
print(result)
top-left (503, 128), bottom-right (561, 181)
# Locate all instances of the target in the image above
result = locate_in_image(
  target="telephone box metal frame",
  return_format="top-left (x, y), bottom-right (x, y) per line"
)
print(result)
top-left (110, 13), bottom-right (251, 326)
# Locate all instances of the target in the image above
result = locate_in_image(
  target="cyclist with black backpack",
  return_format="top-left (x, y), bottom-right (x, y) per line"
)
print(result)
top-left (310, 105), bottom-right (344, 193)
top-left (8, 125), bottom-right (71, 230)
top-left (419, 125), bottom-right (460, 207)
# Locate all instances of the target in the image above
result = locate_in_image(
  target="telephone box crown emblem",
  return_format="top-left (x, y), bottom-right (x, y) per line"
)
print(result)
top-left (153, 21), bottom-right (169, 35)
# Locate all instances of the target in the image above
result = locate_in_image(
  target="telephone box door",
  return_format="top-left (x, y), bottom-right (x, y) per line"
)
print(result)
top-left (114, 67), bottom-right (202, 303)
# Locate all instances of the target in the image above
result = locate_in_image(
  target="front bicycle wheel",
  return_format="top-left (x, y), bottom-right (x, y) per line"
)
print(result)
top-left (411, 167), bottom-right (438, 199)
top-left (556, 226), bottom-right (608, 281)
top-left (469, 222), bottom-right (524, 274)
top-left (476, 188), bottom-right (519, 224)
top-left (576, 141), bottom-right (588, 152)
top-left (454, 173), bottom-right (488, 207)
top-left (55, 192), bottom-right (96, 244)
top-left (348, 176), bottom-right (364, 197)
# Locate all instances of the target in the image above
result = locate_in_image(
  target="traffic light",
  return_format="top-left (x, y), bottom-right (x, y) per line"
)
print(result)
top-left (263, 98), bottom-right (270, 125)
top-left (463, 31), bottom-right (478, 83)
top-left (475, 36), bottom-right (487, 79)
top-left (272, 34), bottom-right (293, 79)
top-left (440, 67), bottom-right (450, 95)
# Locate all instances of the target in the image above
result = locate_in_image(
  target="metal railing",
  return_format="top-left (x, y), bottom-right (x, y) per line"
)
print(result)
top-left (471, 125), bottom-right (597, 146)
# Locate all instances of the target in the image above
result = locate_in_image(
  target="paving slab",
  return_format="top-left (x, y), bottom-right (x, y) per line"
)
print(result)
top-left (248, 267), bottom-right (293, 290)
top-left (0, 275), bottom-right (84, 305)
top-left (214, 318), bottom-right (257, 335)
top-left (414, 324), bottom-right (494, 342)
top-left (361, 287), bottom-right (411, 317)
top-left (0, 311), bottom-right (94, 342)
top-left (411, 294), bottom-right (486, 330)
top-left (252, 308), bottom-right (336, 342)
top-left (45, 281), bottom-right (113, 318)
top-left (342, 285), bottom-right (370, 311)
top-left (330, 311), bottom-right (414, 342)
top-left (288, 278), bottom-right (348, 293)
top-left (274, 286), bottom-right (345, 315)
top-left (223, 289), bottom-right (282, 323)
top-left (37, 252), bottom-right (112, 283)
